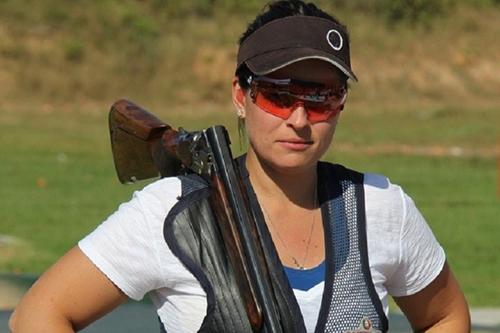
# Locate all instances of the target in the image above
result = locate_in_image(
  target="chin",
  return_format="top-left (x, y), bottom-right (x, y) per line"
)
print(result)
top-left (264, 154), bottom-right (319, 174)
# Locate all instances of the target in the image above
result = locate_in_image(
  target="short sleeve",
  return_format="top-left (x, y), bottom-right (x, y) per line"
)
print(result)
top-left (78, 177), bottom-right (182, 301)
top-left (386, 192), bottom-right (446, 297)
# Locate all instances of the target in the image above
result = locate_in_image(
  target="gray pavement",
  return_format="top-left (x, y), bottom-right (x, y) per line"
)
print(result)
top-left (3, 304), bottom-right (500, 332)
top-left (1, 303), bottom-right (414, 333)
top-left (1, 274), bottom-right (499, 332)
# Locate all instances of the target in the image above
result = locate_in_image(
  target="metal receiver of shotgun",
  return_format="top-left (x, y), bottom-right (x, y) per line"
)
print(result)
top-left (108, 99), bottom-right (283, 333)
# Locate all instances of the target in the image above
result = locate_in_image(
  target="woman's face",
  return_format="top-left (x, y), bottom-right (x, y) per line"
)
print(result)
top-left (233, 59), bottom-right (346, 174)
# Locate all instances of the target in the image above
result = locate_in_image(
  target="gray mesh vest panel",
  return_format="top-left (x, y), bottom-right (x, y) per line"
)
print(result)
top-left (314, 168), bottom-right (387, 332)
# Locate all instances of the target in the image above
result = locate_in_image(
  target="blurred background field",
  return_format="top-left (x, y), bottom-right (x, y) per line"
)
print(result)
top-left (0, 0), bottom-right (499, 310)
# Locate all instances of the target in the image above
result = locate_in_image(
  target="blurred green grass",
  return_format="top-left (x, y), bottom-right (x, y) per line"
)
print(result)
top-left (330, 153), bottom-right (499, 307)
top-left (1, 104), bottom-right (498, 307)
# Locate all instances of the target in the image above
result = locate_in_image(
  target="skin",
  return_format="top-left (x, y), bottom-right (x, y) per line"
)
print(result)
top-left (10, 59), bottom-right (470, 332)
top-left (394, 262), bottom-right (470, 332)
top-left (9, 247), bottom-right (127, 332)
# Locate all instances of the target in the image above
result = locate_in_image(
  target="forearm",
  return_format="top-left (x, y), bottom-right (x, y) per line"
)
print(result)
top-left (417, 309), bottom-right (471, 333)
top-left (9, 307), bottom-right (76, 333)
top-left (396, 263), bottom-right (471, 333)
top-left (9, 247), bottom-right (128, 333)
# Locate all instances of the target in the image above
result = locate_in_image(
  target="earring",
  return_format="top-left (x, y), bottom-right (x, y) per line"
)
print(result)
top-left (236, 108), bottom-right (245, 118)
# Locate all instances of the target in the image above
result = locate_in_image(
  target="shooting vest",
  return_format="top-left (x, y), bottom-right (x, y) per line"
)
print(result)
top-left (162, 157), bottom-right (388, 333)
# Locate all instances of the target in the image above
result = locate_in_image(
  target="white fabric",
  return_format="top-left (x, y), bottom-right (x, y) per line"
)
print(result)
top-left (79, 173), bottom-right (445, 333)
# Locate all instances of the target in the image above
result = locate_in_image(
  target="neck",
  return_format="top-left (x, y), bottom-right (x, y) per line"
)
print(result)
top-left (245, 149), bottom-right (318, 209)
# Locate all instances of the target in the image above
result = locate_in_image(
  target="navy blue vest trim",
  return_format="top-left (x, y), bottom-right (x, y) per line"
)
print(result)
top-left (158, 316), bottom-right (167, 332)
top-left (315, 163), bottom-right (343, 333)
top-left (180, 173), bottom-right (208, 195)
top-left (355, 177), bottom-right (389, 331)
top-left (162, 177), bottom-right (217, 332)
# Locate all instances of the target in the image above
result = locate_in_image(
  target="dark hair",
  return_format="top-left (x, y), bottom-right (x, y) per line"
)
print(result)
top-left (236, 0), bottom-right (348, 89)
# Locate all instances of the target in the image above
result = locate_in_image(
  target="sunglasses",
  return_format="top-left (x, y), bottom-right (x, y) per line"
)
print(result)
top-left (248, 75), bottom-right (347, 123)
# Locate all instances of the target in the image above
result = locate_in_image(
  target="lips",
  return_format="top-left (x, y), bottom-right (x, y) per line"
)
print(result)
top-left (277, 138), bottom-right (313, 151)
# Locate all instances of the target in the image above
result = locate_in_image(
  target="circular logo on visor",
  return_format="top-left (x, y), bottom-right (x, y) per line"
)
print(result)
top-left (326, 29), bottom-right (343, 51)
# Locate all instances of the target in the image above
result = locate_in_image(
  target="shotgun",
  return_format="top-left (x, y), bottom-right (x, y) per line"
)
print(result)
top-left (108, 99), bottom-right (283, 332)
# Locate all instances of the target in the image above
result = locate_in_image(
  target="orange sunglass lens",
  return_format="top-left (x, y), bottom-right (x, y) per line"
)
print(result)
top-left (254, 93), bottom-right (292, 119)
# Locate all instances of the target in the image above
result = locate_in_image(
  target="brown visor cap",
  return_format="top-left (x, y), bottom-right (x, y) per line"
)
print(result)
top-left (237, 16), bottom-right (357, 81)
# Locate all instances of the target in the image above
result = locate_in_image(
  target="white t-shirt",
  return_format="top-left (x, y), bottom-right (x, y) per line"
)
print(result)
top-left (79, 173), bottom-right (445, 333)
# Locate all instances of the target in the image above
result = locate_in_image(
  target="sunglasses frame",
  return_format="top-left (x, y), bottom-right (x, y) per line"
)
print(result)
top-left (248, 75), bottom-right (347, 123)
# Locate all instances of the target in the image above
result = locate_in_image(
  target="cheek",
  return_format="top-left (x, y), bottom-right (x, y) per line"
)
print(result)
top-left (315, 118), bottom-right (339, 151)
top-left (244, 101), bottom-right (280, 139)
top-left (243, 106), bottom-right (265, 147)
top-left (243, 104), bottom-right (259, 135)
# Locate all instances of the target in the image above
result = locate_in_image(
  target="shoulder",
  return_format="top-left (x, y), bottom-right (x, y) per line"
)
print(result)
top-left (361, 173), bottom-right (407, 273)
top-left (78, 176), bottom-right (198, 300)
top-left (360, 172), bottom-right (445, 297)
top-left (319, 161), bottom-right (404, 203)
top-left (319, 162), bottom-right (407, 234)
top-left (363, 172), bottom-right (406, 219)
top-left (134, 176), bottom-right (183, 207)
top-left (78, 176), bottom-right (184, 251)
top-left (122, 176), bottom-right (207, 220)
top-left (361, 172), bottom-right (407, 266)
top-left (361, 172), bottom-right (420, 259)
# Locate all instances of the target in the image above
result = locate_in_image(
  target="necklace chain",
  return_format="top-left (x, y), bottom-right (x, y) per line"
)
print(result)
top-left (261, 182), bottom-right (318, 270)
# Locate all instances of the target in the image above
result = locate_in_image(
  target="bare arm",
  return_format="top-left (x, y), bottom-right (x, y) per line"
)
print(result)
top-left (9, 246), bottom-right (128, 332)
top-left (394, 262), bottom-right (470, 332)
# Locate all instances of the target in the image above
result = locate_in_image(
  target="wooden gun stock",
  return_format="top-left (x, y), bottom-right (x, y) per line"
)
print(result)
top-left (109, 99), bottom-right (182, 183)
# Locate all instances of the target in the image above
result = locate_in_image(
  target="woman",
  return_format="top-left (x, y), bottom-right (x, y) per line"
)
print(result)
top-left (10, 1), bottom-right (470, 332)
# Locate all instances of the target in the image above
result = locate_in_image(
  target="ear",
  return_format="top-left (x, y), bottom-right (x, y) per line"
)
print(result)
top-left (232, 77), bottom-right (246, 118)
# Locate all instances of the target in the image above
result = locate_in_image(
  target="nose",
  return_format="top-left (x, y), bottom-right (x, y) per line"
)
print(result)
top-left (286, 103), bottom-right (309, 129)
